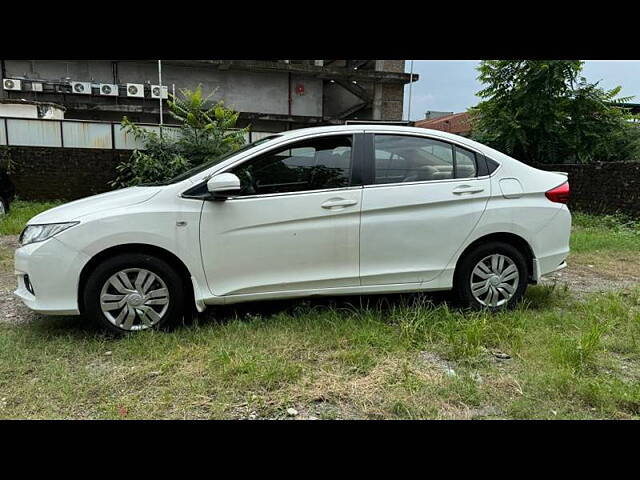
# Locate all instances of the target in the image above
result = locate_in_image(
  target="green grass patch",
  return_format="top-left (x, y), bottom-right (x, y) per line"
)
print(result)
top-left (0, 206), bottom-right (639, 419)
top-left (1, 286), bottom-right (640, 419)
top-left (571, 212), bottom-right (640, 254)
top-left (0, 200), bottom-right (63, 235)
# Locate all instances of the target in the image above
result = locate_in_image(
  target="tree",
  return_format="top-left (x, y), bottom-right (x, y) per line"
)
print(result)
top-left (469, 60), bottom-right (640, 164)
top-left (112, 86), bottom-right (248, 187)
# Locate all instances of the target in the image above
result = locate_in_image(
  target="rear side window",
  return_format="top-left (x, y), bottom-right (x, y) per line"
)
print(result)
top-left (454, 146), bottom-right (478, 178)
top-left (373, 135), bottom-right (455, 184)
top-left (231, 135), bottom-right (353, 195)
top-left (485, 156), bottom-right (500, 174)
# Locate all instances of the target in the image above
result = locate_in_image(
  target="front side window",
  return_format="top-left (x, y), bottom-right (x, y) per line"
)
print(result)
top-left (231, 135), bottom-right (353, 195)
top-left (374, 135), bottom-right (455, 184)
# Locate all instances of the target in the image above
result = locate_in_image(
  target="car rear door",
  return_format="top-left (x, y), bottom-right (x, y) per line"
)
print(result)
top-left (359, 132), bottom-right (491, 286)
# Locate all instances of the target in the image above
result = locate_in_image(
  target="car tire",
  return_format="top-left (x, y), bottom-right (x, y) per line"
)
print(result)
top-left (83, 253), bottom-right (185, 334)
top-left (454, 241), bottom-right (528, 311)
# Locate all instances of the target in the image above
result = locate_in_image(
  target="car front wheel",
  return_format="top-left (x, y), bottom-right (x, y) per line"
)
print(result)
top-left (454, 241), bottom-right (528, 310)
top-left (83, 253), bottom-right (184, 334)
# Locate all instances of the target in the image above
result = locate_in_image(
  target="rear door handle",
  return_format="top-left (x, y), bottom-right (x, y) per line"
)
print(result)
top-left (453, 185), bottom-right (485, 195)
top-left (321, 198), bottom-right (358, 209)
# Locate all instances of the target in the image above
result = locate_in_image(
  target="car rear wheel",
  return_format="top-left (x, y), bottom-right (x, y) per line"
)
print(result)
top-left (83, 253), bottom-right (184, 334)
top-left (454, 241), bottom-right (528, 310)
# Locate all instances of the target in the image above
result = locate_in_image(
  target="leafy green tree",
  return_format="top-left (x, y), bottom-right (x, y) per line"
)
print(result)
top-left (113, 85), bottom-right (248, 187)
top-left (470, 60), bottom-right (640, 164)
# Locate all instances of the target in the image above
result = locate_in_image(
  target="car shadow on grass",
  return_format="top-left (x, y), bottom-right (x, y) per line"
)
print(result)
top-left (194, 290), bottom-right (455, 326)
top-left (23, 284), bottom-right (564, 338)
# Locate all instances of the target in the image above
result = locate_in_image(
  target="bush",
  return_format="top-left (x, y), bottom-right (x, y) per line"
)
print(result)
top-left (112, 86), bottom-right (248, 187)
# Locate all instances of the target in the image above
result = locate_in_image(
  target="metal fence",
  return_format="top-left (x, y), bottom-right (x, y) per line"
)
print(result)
top-left (0, 117), bottom-right (270, 150)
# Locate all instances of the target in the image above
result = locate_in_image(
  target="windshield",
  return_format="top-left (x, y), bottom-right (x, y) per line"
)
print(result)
top-left (140, 135), bottom-right (281, 186)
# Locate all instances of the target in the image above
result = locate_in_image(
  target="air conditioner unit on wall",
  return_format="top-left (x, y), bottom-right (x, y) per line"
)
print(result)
top-left (3, 78), bottom-right (22, 91)
top-left (150, 85), bottom-right (168, 99)
top-left (70, 81), bottom-right (92, 95)
top-left (126, 83), bottom-right (144, 98)
top-left (99, 83), bottom-right (119, 96)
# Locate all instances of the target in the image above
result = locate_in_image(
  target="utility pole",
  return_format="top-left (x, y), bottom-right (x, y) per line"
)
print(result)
top-left (158, 60), bottom-right (163, 134)
top-left (407, 60), bottom-right (414, 122)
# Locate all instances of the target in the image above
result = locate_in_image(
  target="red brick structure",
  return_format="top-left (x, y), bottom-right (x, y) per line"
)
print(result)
top-left (414, 112), bottom-right (472, 137)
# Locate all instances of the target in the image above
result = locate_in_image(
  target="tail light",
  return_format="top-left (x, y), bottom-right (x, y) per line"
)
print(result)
top-left (545, 181), bottom-right (570, 204)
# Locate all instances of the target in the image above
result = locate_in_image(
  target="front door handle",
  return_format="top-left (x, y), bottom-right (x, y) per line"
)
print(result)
top-left (453, 185), bottom-right (485, 195)
top-left (321, 198), bottom-right (358, 209)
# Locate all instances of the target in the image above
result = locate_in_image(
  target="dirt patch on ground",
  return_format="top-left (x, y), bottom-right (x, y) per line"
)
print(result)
top-left (541, 254), bottom-right (640, 296)
top-left (0, 235), bottom-right (38, 325)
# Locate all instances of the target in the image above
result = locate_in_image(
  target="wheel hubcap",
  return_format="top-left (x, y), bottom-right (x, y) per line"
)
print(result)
top-left (470, 254), bottom-right (519, 307)
top-left (100, 268), bottom-right (170, 331)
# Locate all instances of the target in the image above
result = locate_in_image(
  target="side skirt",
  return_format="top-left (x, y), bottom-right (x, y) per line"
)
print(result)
top-left (200, 279), bottom-right (453, 306)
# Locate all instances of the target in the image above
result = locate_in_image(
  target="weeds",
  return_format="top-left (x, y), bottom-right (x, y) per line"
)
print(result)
top-left (0, 199), bottom-right (62, 235)
top-left (0, 206), bottom-right (639, 419)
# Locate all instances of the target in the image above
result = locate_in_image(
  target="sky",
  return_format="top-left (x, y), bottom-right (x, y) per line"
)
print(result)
top-left (402, 60), bottom-right (640, 121)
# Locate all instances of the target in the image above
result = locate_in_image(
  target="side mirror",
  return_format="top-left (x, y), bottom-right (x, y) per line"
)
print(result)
top-left (206, 173), bottom-right (241, 200)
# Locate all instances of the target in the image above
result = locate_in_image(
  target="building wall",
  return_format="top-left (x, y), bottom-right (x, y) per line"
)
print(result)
top-left (3, 60), bottom-right (411, 128)
top-left (3, 60), bottom-right (324, 119)
top-left (380, 84), bottom-right (404, 120)
top-left (375, 60), bottom-right (405, 73)
top-left (0, 101), bottom-right (65, 120)
top-left (8, 146), bottom-right (126, 200)
top-left (8, 149), bottom-right (640, 220)
top-left (0, 103), bottom-right (37, 118)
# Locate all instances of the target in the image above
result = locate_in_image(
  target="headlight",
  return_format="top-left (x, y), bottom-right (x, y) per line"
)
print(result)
top-left (19, 222), bottom-right (79, 247)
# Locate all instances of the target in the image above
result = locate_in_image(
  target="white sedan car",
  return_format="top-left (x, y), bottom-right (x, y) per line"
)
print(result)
top-left (14, 125), bottom-right (571, 333)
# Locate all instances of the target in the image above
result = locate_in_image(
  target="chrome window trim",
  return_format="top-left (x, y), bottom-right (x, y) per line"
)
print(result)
top-left (362, 175), bottom-right (492, 190)
top-left (225, 185), bottom-right (364, 201)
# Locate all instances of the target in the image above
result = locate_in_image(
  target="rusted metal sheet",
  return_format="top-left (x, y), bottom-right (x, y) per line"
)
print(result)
top-left (62, 121), bottom-right (113, 149)
top-left (114, 124), bottom-right (159, 150)
top-left (113, 125), bottom-right (180, 150)
top-left (6, 118), bottom-right (62, 147)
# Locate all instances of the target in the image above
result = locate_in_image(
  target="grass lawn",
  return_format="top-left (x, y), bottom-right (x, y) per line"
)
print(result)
top-left (0, 203), bottom-right (639, 419)
top-left (0, 200), bottom-right (62, 236)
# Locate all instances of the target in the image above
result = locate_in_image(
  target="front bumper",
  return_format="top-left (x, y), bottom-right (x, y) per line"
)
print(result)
top-left (14, 237), bottom-right (90, 315)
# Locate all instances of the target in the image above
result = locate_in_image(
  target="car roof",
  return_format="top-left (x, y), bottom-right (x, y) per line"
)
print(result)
top-left (274, 124), bottom-right (482, 147)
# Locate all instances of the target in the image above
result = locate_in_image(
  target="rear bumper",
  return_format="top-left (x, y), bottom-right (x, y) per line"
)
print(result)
top-left (531, 206), bottom-right (571, 282)
top-left (532, 259), bottom-right (567, 282)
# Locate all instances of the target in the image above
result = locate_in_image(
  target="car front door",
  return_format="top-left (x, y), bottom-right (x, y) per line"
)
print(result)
top-left (199, 133), bottom-right (363, 297)
top-left (359, 133), bottom-right (491, 286)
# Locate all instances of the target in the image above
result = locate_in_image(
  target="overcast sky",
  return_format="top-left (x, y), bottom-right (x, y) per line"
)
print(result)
top-left (402, 60), bottom-right (640, 121)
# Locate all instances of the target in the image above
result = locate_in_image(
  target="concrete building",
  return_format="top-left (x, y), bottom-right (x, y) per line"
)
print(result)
top-left (0, 60), bottom-right (417, 132)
